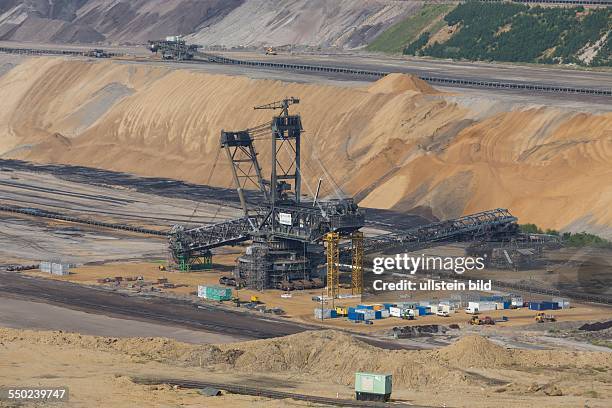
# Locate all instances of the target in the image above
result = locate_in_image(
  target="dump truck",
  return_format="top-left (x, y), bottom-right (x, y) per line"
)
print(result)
top-left (535, 312), bottom-right (556, 323)
top-left (469, 315), bottom-right (495, 325)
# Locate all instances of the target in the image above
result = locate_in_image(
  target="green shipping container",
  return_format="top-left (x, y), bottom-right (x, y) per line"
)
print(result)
top-left (198, 285), bottom-right (232, 301)
top-left (355, 373), bottom-right (392, 402)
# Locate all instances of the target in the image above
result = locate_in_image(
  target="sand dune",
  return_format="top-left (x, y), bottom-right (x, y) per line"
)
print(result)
top-left (0, 57), bottom-right (610, 236)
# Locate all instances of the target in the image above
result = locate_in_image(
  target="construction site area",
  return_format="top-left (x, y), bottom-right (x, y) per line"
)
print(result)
top-left (1, 4), bottom-right (611, 405)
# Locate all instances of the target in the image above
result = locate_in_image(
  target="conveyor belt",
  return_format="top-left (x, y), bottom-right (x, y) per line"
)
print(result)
top-left (359, 208), bottom-right (518, 254)
top-left (0, 46), bottom-right (609, 96)
top-left (0, 204), bottom-right (167, 236)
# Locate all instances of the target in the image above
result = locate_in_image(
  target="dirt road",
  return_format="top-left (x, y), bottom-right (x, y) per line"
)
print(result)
top-left (0, 270), bottom-right (308, 339)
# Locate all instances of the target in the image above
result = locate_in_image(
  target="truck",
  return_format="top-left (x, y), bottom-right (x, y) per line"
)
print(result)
top-left (535, 312), bottom-right (556, 323)
top-left (469, 315), bottom-right (495, 325)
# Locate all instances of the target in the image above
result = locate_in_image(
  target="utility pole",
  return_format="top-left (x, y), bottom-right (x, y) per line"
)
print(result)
top-left (321, 288), bottom-right (324, 321)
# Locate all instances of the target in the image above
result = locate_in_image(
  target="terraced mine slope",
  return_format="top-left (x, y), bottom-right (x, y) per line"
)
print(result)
top-left (0, 57), bottom-right (611, 237)
top-left (0, 0), bottom-right (420, 48)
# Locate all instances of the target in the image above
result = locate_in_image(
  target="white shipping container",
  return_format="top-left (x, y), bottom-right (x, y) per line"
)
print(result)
top-left (314, 308), bottom-right (333, 319)
top-left (389, 307), bottom-right (402, 317)
top-left (511, 296), bottom-right (523, 307)
top-left (553, 298), bottom-right (570, 309)
top-left (40, 261), bottom-right (69, 275)
top-left (356, 309), bottom-right (375, 320)
top-left (495, 302), bottom-right (505, 310)
top-left (380, 310), bottom-right (390, 318)
top-left (39, 261), bottom-right (51, 273)
top-left (467, 301), bottom-right (496, 313)
top-left (51, 263), bottom-right (69, 275)
top-left (479, 301), bottom-right (497, 311)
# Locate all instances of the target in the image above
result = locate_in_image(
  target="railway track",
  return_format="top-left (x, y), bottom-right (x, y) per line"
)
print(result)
top-left (1, 45), bottom-right (610, 97)
top-left (132, 377), bottom-right (426, 407)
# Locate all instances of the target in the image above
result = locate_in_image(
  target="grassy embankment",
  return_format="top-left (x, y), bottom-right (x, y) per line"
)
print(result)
top-left (366, 4), bottom-right (455, 54)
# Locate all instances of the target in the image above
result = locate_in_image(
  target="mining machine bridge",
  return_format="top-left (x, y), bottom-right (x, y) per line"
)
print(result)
top-left (169, 98), bottom-right (364, 293)
top-left (168, 98), bottom-right (523, 295)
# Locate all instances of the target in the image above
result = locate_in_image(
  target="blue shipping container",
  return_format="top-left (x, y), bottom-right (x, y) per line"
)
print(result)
top-left (503, 301), bottom-right (511, 309)
top-left (530, 302), bottom-right (558, 311)
top-left (331, 310), bottom-right (338, 318)
top-left (542, 301), bottom-right (559, 310)
top-left (348, 312), bottom-right (364, 321)
top-left (416, 306), bottom-right (430, 315)
top-left (529, 302), bottom-right (542, 310)
top-left (375, 310), bottom-right (382, 319)
top-left (357, 305), bottom-right (374, 310)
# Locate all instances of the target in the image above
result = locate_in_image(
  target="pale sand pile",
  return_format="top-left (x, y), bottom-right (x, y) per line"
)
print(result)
top-left (2, 328), bottom-right (610, 390)
top-left (0, 57), bottom-right (611, 236)
top-left (434, 334), bottom-right (516, 368)
top-left (220, 330), bottom-right (464, 388)
top-left (367, 73), bottom-right (438, 94)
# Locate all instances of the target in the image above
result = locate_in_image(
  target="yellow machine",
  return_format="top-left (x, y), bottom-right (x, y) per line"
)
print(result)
top-left (335, 307), bottom-right (348, 316)
top-left (158, 264), bottom-right (166, 271)
top-left (535, 312), bottom-right (556, 323)
top-left (469, 315), bottom-right (495, 325)
top-left (265, 47), bottom-right (277, 55)
top-left (250, 295), bottom-right (260, 303)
